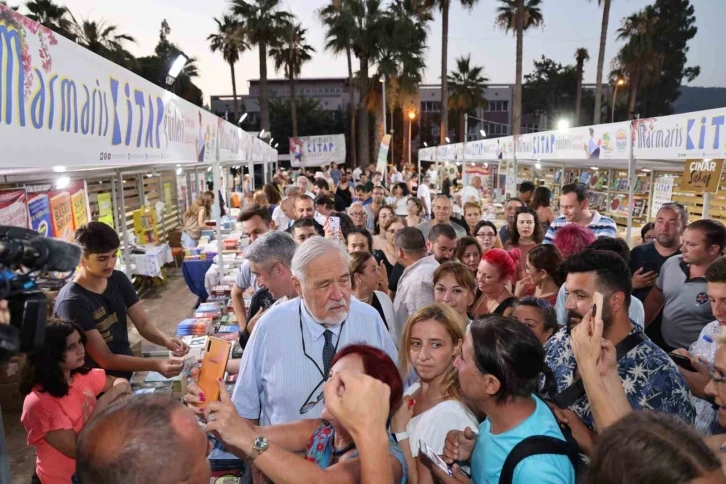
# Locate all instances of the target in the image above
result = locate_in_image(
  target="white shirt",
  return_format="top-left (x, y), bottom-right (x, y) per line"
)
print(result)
top-left (403, 383), bottom-right (479, 456)
top-left (417, 184), bottom-right (432, 216)
top-left (353, 167), bottom-right (363, 182)
top-left (314, 211), bottom-right (328, 226)
top-left (393, 255), bottom-right (439, 339)
top-left (232, 297), bottom-right (398, 426)
top-left (459, 185), bottom-right (481, 204)
top-left (390, 172), bottom-right (403, 184)
top-left (271, 205), bottom-right (291, 230)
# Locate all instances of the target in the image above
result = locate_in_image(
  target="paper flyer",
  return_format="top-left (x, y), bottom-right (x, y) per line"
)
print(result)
top-left (50, 192), bottom-right (74, 241)
top-left (0, 189), bottom-right (28, 228)
top-left (27, 194), bottom-right (52, 236)
top-left (71, 189), bottom-right (89, 228)
top-left (97, 192), bottom-right (115, 229)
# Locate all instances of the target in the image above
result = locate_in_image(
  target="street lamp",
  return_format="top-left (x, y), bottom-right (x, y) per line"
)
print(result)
top-left (445, 137), bottom-right (450, 143)
top-left (612, 78), bottom-right (625, 123)
top-left (557, 119), bottom-right (570, 131)
top-left (407, 110), bottom-right (416, 168)
top-left (380, 75), bottom-right (387, 138)
top-left (259, 129), bottom-right (266, 138)
top-left (239, 113), bottom-right (247, 124)
top-left (269, 138), bottom-right (274, 145)
top-left (166, 54), bottom-right (188, 87)
top-left (480, 130), bottom-right (486, 138)
top-left (423, 142), bottom-right (428, 147)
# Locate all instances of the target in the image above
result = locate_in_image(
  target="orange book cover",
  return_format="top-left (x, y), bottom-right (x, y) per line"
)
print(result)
top-left (194, 337), bottom-right (231, 408)
top-left (70, 189), bottom-right (89, 229)
top-left (49, 192), bottom-right (74, 241)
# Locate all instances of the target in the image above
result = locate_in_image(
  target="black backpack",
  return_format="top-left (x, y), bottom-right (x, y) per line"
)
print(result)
top-left (498, 402), bottom-right (581, 484)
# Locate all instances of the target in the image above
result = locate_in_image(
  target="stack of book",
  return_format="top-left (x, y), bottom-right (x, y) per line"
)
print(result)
top-left (176, 318), bottom-right (213, 336)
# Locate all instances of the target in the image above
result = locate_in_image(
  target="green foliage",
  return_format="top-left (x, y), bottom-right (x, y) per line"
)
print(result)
top-left (269, 98), bottom-right (348, 153)
top-left (523, 56), bottom-right (594, 123)
top-left (495, 0), bottom-right (544, 34)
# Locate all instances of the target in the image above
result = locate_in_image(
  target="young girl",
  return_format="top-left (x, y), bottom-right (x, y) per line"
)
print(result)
top-left (392, 304), bottom-right (478, 484)
top-left (21, 320), bottom-right (131, 484)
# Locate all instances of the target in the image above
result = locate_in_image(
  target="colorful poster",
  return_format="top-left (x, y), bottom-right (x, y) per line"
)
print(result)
top-left (50, 192), bottom-right (73, 241)
top-left (0, 189), bottom-right (28, 228)
top-left (28, 194), bottom-right (52, 236)
top-left (289, 134), bottom-right (346, 168)
top-left (376, 135), bottom-right (392, 173)
top-left (25, 181), bottom-right (89, 239)
top-left (163, 183), bottom-right (173, 207)
top-left (71, 190), bottom-right (89, 228)
top-left (97, 192), bottom-right (114, 229)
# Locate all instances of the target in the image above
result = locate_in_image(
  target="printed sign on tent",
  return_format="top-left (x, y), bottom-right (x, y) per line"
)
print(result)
top-left (289, 135), bottom-right (346, 168)
top-left (0, 189), bottom-right (29, 228)
top-left (650, 176), bottom-right (675, 219)
top-left (681, 159), bottom-right (724, 193)
top-left (97, 192), bottom-right (115, 229)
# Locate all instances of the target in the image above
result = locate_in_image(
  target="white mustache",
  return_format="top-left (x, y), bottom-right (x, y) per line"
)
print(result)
top-left (326, 300), bottom-right (348, 311)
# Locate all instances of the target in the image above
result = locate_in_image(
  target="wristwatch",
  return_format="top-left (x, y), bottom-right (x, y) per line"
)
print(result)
top-left (249, 436), bottom-right (269, 460)
top-left (394, 431), bottom-right (409, 442)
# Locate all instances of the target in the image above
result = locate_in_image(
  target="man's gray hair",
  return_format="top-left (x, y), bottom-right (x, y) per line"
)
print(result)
top-left (244, 231), bottom-right (296, 268)
top-left (291, 236), bottom-right (350, 283)
top-left (285, 185), bottom-right (300, 197)
top-left (348, 202), bottom-right (364, 213)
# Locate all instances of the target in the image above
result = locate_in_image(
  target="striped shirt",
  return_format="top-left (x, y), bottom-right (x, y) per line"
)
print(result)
top-left (232, 297), bottom-right (398, 426)
top-left (543, 211), bottom-right (617, 244)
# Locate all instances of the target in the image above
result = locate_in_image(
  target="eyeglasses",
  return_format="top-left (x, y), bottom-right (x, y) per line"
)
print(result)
top-left (350, 212), bottom-right (366, 217)
top-left (520, 296), bottom-right (552, 309)
top-left (524, 265), bottom-right (537, 274)
top-left (297, 302), bottom-right (346, 414)
top-left (709, 366), bottom-right (726, 391)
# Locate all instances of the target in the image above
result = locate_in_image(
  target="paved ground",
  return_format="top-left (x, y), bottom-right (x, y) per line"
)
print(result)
top-left (5, 272), bottom-right (197, 483)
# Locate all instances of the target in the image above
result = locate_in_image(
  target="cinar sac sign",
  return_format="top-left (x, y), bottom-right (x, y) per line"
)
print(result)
top-left (682, 159), bottom-right (724, 193)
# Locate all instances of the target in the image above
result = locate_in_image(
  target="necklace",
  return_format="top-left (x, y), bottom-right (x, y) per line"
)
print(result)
top-left (328, 428), bottom-right (356, 457)
top-left (358, 293), bottom-right (373, 303)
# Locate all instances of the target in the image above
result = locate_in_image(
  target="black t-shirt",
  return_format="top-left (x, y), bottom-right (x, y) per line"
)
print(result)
top-left (246, 287), bottom-right (276, 320)
top-left (54, 270), bottom-right (140, 377)
top-left (335, 186), bottom-right (353, 210)
top-left (629, 243), bottom-right (681, 302)
top-left (388, 263), bottom-right (404, 293)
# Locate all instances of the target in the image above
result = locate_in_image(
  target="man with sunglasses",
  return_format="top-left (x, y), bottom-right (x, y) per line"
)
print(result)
top-left (228, 237), bottom-right (397, 427)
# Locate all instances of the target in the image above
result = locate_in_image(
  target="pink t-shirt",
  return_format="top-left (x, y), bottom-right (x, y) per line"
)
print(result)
top-left (21, 368), bottom-right (106, 484)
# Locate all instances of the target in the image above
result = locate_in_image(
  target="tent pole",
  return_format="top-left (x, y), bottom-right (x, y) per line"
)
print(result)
top-left (625, 121), bottom-right (636, 245)
top-left (116, 171), bottom-right (132, 279)
top-left (213, 160), bottom-right (224, 277)
top-left (647, 170), bottom-right (656, 223)
top-left (704, 192), bottom-right (712, 219)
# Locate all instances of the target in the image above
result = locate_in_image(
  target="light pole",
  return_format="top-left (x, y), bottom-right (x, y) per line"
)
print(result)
top-left (408, 110), bottom-right (416, 168)
top-left (612, 78), bottom-right (625, 123)
top-left (166, 54), bottom-right (188, 94)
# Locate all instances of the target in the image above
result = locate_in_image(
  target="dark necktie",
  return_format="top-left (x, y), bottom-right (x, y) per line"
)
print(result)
top-left (323, 330), bottom-right (335, 376)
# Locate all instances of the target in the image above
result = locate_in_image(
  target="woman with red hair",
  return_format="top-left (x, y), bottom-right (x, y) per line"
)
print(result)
top-left (470, 248), bottom-right (518, 319)
top-left (204, 344), bottom-right (407, 483)
top-left (552, 223), bottom-right (596, 258)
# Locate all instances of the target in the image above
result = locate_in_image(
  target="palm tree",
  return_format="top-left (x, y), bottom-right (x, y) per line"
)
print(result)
top-left (25, 0), bottom-right (74, 38)
top-left (208, 14), bottom-right (248, 122)
top-left (574, 47), bottom-right (589, 126)
top-left (615, 6), bottom-right (662, 117)
top-left (231, 0), bottom-right (293, 134)
top-left (592, 0), bottom-right (611, 125)
top-left (416, 0), bottom-right (479, 145)
top-left (72, 18), bottom-right (136, 68)
top-left (447, 55), bottom-right (488, 143)
top-left (496, 0), bottom-right (543, 137)
top-left (319, 0), bottom-right (358, 166)
top-left (270, 22), bottom-right (315, 137)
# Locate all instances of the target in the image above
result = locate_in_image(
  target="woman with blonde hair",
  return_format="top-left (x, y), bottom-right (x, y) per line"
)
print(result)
top-left (391, 304), bottom-right (478, 484)
top-left (181, 191), bottom-right (214, 248)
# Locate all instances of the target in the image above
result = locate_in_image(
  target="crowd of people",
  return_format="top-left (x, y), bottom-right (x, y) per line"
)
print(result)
top-left (14, 160), bottom-right (726, 484)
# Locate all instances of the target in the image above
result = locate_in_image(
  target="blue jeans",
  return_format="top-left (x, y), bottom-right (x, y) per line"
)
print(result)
top-left (181, 232), bottom-right (198, 249)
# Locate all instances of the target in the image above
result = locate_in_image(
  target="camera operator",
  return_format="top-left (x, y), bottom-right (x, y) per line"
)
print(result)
top-left (54, 222), bottom-right (188, 379)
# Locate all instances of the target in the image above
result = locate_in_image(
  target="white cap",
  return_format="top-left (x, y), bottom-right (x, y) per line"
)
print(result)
top-left (314, 171), bottom-right (324, 179)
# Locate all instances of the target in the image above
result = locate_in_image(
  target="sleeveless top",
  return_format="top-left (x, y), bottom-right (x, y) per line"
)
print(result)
top-left (305, 420), bottom-right (408, 483)
top-left (183, 208), bottom-right (204, 240)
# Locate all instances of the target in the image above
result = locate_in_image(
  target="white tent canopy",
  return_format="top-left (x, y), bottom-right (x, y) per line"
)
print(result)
top-left (419, 107), bottom-right (726, 240)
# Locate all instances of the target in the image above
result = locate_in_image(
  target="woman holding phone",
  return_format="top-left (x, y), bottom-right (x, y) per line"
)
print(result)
top-left (391, 304), bottom-right (478, 484)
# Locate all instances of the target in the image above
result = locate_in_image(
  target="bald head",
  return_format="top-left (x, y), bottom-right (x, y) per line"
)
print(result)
top-left (77, 394), bottom-right (210, 484)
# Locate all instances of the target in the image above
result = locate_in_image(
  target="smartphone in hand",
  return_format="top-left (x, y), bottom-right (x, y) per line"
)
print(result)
top-left (419, 440), bottom-right (453, 477)
top-left (670, 353), bottom-right (696, 372)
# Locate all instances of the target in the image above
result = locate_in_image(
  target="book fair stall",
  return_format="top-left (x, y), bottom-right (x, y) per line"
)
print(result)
top-left (418, 108), bottom-right (726, 246)
top-left (0, 7), bottom-right (276, 482)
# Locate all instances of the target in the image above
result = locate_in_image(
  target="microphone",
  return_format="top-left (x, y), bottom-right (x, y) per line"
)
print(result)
top-left (0, 226), bottom-right (82, 272)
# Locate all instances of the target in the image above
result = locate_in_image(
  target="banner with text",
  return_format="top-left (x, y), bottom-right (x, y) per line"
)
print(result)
top-left (0, 189), bottom-right (29, 228)
top-left (376, 135), bottom-right (392, 173)
top-left (681, 159), bottom-right (724, 193)
top-left (290, 134), bottom-right (346, 168)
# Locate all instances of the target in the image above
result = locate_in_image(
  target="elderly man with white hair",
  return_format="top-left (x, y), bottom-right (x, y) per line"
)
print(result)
top-left (229, 236), bottom-right (398, 426)
top-left (296, 175), bottom-right (315, 199)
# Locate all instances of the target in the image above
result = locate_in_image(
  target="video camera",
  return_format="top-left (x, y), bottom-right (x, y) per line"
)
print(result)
top-left (0, 225), bottom-right (82, 363)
